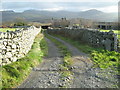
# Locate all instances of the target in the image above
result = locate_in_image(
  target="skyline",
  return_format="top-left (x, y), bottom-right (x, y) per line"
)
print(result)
top-left (1, 0), bottom-right (119, 13)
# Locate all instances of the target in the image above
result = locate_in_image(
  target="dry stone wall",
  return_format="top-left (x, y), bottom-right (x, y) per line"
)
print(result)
top-left (0, 26), bottom-right (41, 65)
top-left (47, 29), bottom-right (119, 52)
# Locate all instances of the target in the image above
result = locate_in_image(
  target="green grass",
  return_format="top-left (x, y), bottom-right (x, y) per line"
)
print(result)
top-left (45, 33), bottom-right (72, 67)
top-left (50, 34), bottom-right (120, 74)
top-left (100, 30), bottom-right (120, 39)
top-left (45, 33), bottom-right (73, 87)
top-left (100, 30), bottom-right (119, 33)
top-left (2, 33), bottom-right (48, 88)
top-left (45, 33), bottom-right (71, 58)
top-left (40, 35), bottom-right (48, 56)
top-left (91, 50), bottom-right (119, 69)
top-left (51, 34), bottom-right (102, 54)
top-left (0, 28), bottom-right (20, 32)
top-left (48, 32), bottom-right (120, 88)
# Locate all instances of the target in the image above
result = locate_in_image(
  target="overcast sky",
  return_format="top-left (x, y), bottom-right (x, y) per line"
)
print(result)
top-left (1, 0), bottom-right (119, 13)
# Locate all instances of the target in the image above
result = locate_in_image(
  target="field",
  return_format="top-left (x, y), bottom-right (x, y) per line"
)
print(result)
top-left (0, 28), bottom-right (18, 32)
top-left (100, 30), bottom-right (120, 39)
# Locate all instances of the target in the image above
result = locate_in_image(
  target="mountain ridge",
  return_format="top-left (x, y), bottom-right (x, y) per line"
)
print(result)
top-left (1, 9), bottom-right (118, 22)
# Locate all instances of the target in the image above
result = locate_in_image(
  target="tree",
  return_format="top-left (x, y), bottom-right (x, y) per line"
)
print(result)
top-left (14, 18), bottom-right (27, 26)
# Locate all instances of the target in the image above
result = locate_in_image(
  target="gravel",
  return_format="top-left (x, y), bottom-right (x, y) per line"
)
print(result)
top-left (47, 34), bottom-right (119, 88)
top-left (18, 35), bottom-right (119, 88)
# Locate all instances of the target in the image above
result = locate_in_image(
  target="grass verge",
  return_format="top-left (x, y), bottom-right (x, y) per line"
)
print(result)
top-left (2, 33), bottom-right (48, 88)
top-left (45, 33), bottom-right (72, 67)
top-left (50, 34), bottom-right (102, 54)
top-left (50, 34), bottom-right (120, 74)
top-left (40, 36), bottom-right (48, 56)
top-left (45, 33), bottom-right (73, 87)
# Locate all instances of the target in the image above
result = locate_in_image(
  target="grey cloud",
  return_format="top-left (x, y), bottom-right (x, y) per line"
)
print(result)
top-left (2, 2), bottom-right (118, 12)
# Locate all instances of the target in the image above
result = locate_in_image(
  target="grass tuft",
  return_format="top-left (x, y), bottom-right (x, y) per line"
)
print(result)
top-left (45, 33), bottom-right (73, 87)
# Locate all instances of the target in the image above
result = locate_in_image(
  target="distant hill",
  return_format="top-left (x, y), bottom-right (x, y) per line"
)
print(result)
top-left (78, 9), bottom-right (117, 22)
top-left (1, 9), bottom-right (118, 23)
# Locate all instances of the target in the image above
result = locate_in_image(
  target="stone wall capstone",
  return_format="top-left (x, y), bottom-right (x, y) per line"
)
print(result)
top-left (0, 26), bottom-right (41, 65)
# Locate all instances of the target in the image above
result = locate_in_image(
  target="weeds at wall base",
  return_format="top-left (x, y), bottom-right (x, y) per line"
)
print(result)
top-left (2, 33), bottom-right (48, 88)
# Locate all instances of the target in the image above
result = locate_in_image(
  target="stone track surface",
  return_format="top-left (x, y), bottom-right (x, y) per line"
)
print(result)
top-left (47, 34), bottom-right (118, 88)
top-left (19, 35), bottom-right (118, 88)
top-left (19, 38), bottom-right (64, 88)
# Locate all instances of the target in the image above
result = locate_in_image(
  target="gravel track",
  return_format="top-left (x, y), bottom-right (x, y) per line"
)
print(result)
top-left (19, 35), bottom-right (119, 88)
top-left (47, 34), bottom-right (118, 88)
top-left (19, 38), bottom-right (64, 88)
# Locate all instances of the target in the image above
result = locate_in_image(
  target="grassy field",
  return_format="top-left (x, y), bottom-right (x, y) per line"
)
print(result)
top-left (2, 33), bottom-right (48, 88)
top-left (0, 28), bottom-right (19, 32)
top-left (100, 29), bottom-right (119, 33)
top-left (100, 30), bottom-right (120, 39)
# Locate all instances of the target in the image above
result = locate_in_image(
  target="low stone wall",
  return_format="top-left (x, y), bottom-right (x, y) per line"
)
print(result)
top-left (47, 29), bottom-right (119, 51)
top-left (0, 26), bottom-right (41, 65)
